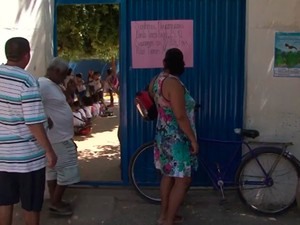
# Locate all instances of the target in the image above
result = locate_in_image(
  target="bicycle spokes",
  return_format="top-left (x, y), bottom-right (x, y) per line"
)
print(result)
top-left (237, 150), bottom-right (298, 214)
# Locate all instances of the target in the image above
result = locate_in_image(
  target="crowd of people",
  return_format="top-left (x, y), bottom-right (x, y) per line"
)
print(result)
top-left (0, 36), bottom-right (198, 225)
top-left (62, 61), bottom-right (119, 136)
top-left (0, 37), bottom-right (121, 225)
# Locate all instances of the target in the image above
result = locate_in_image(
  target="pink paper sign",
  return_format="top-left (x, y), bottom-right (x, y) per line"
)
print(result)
top-left (131, 20), bottom-right (194, 68)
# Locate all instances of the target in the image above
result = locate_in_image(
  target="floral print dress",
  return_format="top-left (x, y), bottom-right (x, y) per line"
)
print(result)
top-left (153, 73), bottom-right (198, 178)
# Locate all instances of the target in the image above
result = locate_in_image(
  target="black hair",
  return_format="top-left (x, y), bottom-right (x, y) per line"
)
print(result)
top-left (163, 48), bottom-right (185, 76)
top-left (73, 100), bottom-right (81, 108)
top-left (82, 96), bottom-right (93, 106)
top-left (75, 73), bottom-right (82, 78)
top-left (92, 94), bottom-right (100, 103)
top-left (107, 68), bottom-right (112, 75)
top-left (67, 68), bottom-right (73, 75)
top-left (5, 37), bottom-right (30, 62)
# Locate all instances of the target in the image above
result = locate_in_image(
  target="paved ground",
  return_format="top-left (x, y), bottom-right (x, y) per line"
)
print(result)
top-left (12, 94), bottom-right (300, 224)
top-left (12, 187), bottom-right (300, 225)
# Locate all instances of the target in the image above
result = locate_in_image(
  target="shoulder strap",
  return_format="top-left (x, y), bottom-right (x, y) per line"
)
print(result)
top-left (158, 76), bottom-right (170, 102)
top-left (73, 114), bottom-right (85, 122)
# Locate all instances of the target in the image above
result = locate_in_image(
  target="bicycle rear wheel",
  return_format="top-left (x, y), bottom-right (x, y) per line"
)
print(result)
top-left (129, 141), bottom-right (161, 203)
top-left (236, 147), bottom-right (299, 214)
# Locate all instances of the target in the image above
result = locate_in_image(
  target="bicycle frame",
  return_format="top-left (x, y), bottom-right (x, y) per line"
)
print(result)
top-left (196, 137), bottom-right (289, 190)
top-left (196, 137), bottom-right (246, 190)
top-left (129, 130), bottom-right (300, 214)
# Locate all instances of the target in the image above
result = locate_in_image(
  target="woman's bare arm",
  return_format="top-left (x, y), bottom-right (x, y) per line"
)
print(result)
top-left (163, 78), bottom-right (197, 144)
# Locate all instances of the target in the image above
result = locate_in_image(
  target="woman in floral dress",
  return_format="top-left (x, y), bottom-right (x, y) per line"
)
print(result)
top-left (149, 48), bottom-right (199, 225)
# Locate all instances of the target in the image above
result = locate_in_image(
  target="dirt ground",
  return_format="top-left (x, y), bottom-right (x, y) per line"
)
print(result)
top-left (74, 95), bottom-right (121, 182)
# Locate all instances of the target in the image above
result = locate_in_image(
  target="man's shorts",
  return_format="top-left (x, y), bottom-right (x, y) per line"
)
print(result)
top-left (46, 139), bottom-right (80, 186)
top-left (0, 168), bottom-right (45, 211)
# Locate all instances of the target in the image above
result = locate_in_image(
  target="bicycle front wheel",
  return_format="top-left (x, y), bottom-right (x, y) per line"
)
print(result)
top-left (236, 147), bottom-right (299, 214)
top-left (129, 141), bottom-right (161, 204)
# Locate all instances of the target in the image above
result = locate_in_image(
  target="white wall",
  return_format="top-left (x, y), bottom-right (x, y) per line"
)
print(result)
top-left (246, 0), bottom-right (300, 158)
top-left (0, 0), bottom-right (54, 77)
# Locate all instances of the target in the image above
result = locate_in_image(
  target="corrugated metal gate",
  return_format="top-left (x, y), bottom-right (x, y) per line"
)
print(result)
top-left (123, 0), bottom-right (246, 186)
top-left (55, 0), bottom-right (246, 186)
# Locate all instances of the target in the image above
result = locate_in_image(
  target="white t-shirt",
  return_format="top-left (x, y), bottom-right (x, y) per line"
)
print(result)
top-left (73, 111), bottom-right (85, 127)
top-left (76, 78), bottom-right (86, 92)
top-left (92, 103), bottom-right (100, 117)
top-left (77, 84), bottom-right (86, 92)
top-left (38, 77), bottom-right (74, 144)
top-left (84, 106), bottom-right (92, 119)
top-left (93, 79), bottom-right (102, 91)
top-left (78, 108), bottom-right (87, 119)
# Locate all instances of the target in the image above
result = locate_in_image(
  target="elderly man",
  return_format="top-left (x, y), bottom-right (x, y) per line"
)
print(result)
top-left (0, 37), bottom-right (57, 225)
top-left (38, 58), bottom-right (80, 216)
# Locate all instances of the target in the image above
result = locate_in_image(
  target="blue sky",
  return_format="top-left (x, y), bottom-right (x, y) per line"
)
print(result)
top-left (275, 32), bottom-right (300, 52)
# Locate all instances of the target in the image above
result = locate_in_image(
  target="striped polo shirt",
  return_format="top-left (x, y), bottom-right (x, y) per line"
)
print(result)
top-left (0, 64), bottom-right (46, 173)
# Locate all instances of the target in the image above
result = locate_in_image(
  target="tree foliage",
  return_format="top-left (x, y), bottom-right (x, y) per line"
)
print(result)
top-left (57, 4), bottom-right (119, 61)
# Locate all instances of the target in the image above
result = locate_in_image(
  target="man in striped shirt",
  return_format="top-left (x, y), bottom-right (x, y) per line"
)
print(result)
top-left (0, 37), bottom-right (57, 225)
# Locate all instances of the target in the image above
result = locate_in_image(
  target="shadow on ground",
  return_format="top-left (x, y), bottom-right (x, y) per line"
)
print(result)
top-left (74, 103), bottom-right (121, 182)
top-left (74, 107), bottom-right (119, 142)
top-left (78, 144), bottom-right (120, 161)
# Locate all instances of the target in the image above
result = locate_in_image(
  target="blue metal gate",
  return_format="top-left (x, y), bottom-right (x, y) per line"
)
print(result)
top-left (122, 0), bottom-right (246, 186)
top-left (55, 0), bottom-right (246, 186)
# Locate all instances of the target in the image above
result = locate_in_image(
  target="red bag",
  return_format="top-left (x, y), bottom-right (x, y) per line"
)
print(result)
top-left (135, 90), bottom-right (157, 121)
top-left (135, 75), bottom-right (159, 121)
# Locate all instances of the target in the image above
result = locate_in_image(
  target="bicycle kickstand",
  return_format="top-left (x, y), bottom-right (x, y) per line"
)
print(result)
top-left (216, 163), bottom-right (228, 205)
top-left (217, 179), bottom-right (228, 205)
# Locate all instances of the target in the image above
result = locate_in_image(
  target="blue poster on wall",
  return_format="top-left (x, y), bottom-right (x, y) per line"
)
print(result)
top-left (274, 32), bottom-right (300, 77)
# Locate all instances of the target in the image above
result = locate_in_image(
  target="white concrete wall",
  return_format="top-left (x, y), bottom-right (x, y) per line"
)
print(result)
top-left (246, 0), bottom-right (300, 158)
top-left (0, 0), bottom-right (54, 77)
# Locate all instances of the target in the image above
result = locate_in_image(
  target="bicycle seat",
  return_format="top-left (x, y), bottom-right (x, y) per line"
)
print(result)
top-left (241, 129), bottom-right (259, 139)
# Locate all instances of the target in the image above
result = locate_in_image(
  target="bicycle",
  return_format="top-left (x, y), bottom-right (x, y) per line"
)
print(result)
top-left (129, 128), bottom-right (300, 215)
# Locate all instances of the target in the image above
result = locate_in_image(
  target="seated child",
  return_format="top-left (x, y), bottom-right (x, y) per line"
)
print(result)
top-left (71, 101), bottom-right (92, 135)
top-left (75, 73), bottom-right (86, 103)
top-left (81, 96), bottom-right (94, 122)
top-left (91, 94), bottom-right (101, 117)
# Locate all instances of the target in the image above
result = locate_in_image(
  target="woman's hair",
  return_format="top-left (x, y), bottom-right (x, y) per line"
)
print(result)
top-left (163, 48), bottom-right (185, 76)
top-left (76, 73), bottom-right (83, 78)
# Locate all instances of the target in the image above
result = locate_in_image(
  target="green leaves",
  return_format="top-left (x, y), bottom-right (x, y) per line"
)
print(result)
top-left (57, 4), bottom-right (119, 61)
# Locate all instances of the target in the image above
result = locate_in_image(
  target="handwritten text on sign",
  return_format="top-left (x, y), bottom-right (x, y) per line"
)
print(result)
top-left (131, 20), bottom-right (194, 68)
